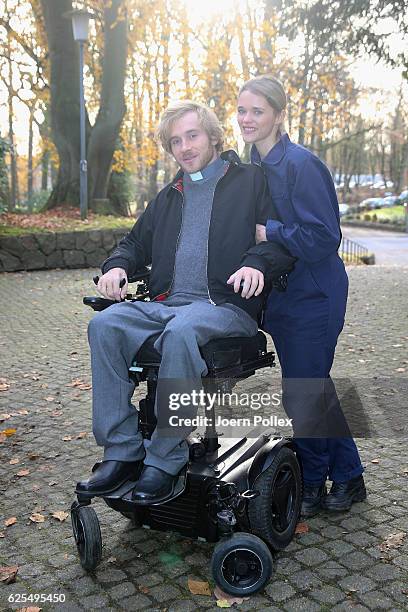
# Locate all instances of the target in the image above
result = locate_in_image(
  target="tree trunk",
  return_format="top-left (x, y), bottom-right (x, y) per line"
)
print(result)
top-left (40, 0), bottom-right (127, 214)
top-left (40, 0), bottom-right (84, 208)
top-left (27, 109), bottom-right (34, 206)
top-left (87, 0), bottom-right (127, 208)
top-left (41, 148), bottom-right (50, 190)
top-left (6, 25), bottom-right (18, 210)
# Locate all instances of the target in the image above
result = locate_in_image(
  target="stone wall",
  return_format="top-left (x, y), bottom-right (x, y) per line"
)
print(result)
top-left (0, 228), bottom-right (129, 272)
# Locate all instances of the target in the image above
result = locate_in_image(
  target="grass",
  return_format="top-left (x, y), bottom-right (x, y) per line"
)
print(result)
top-left (0, 207), bottom-right (136, 237)
top-left (363, 205), bottom-right (406, 223)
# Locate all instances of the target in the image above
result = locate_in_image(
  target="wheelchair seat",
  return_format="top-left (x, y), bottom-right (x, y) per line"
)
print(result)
top-left (133, 330), bottom-right (269, 374)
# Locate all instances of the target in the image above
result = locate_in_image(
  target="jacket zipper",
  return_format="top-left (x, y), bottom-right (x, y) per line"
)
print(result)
top-left (151, 184), bottom-right (184, 301)
top-left (206, 163), bottom-right (230, 305)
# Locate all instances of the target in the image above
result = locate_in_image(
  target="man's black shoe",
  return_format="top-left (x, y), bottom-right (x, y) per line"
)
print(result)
top-left (322, 475), bottom-right (366, 512)
top-left (301, 482), bottom-right (327, 518)
top-left (131, 465), bottom-right (179, 504)
top-left (76, 460), bottom-right (143, 496)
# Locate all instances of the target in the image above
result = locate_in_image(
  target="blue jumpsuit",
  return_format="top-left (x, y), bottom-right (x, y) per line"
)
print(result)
top-left (252, 133), bottom-right (364, 485)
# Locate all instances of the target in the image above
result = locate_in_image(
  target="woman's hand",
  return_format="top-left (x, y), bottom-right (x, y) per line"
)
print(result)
top-left (256, 224), bottom-right (267, 244)
top-left (227, 266), bottom-right (264, 299)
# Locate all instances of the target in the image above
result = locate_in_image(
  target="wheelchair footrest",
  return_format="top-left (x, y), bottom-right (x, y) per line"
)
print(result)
top-left (103, 467), bottom-right (188, 507)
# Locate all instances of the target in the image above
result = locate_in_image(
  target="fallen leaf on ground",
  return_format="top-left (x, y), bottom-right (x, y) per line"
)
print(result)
top-left (51, 511), bottom-right (69, 522)
top-left (18, 410), bottom-right (29, 415)
top-left (29, 513), bottom-right (46, 523)
top-left (76, 432), bottom-right (88, 439)
top-left (48, 481), bottom-right (58, 486)
top-left (67, 378), bottom-right (91, 390)
top-left (0, 531), bottom-right (4, 538)
top-left (0, 383), bottom-right (10, 391)
top-left (52, 411), bottom-right (63, 417)
top-left (216, 600), bottom-right (231, 608)
top-left (188, 577), bottom-right (212, 596)
top-left (4, 517), bottom-right (17, 527)
top-left (9, 458), bottom-right (20, 464)
top-left (139, 586), bottom-right (150, 594)
top-left (0, 413), bottom-right (11, 421)
top-left (295, 521), bottom-right (309, 534)
top-left (0, 565), bottom-right (18, 583)
top-left (16, 469), bottom-right (30, 477)
top-left (17, 607), bottom-right (42, 612)
top-left (371, 458), bottom-right (380, 464)
top-left (379, 532), bottom-right (406, 552)
top-left (395, 368), bottom-right (406, 373)
top-left (44, 397), bottom-right (55, 402)
top-left (2, 428), bottom-right (17, 437)
top-left (107, 556), bottom-right (117, 563)
top-left (214, 585), bottom-right (249, 605)
top-left (28, 454), bottom-right (40, 460)
top-left (62, 436), bottom-right (72, 441)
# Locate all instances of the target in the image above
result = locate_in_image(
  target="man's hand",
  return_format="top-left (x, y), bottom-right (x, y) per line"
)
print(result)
top-left (227, 266), bottom-right (264, 299)
top-left (256, 224), bottom-right (267, 244)
top-left (97, 268), bottom-right (128, 301)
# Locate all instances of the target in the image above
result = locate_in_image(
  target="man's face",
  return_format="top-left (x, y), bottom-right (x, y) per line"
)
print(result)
top-left (169, 111), bottom-right (218, 174)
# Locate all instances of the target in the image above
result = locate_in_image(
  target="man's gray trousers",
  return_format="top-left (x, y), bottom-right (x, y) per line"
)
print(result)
top-left (88, 300), bottom-right (258, 474)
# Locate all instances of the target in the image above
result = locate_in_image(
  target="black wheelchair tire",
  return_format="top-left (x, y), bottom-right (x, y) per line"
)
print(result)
top-left (211, 532), bottom-right (273, 596)
top-left (71, 504), bottom-right (102, 571)
top-left (248, 446), bottom-right (301, 551)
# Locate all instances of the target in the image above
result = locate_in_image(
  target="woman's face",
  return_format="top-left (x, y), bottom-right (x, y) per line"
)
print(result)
top-left (237, 90), bottom-right (282, 147)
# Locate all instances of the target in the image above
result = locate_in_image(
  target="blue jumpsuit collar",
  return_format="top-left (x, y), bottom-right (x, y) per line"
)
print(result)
top-left (251, 133), bottom-right (290, 166)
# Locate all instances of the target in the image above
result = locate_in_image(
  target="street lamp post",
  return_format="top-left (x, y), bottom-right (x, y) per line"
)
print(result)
top-left (64, 9), bottom-right (94, 220)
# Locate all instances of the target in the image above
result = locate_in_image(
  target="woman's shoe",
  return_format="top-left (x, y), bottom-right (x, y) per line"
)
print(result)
top-left (300, 482), bottom-right (327, 518)
top-left (322, 475), bottom-right (366, 512)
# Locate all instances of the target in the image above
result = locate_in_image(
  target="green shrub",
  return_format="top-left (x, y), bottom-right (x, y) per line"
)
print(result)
top-left (372, 214), bottom-right (377, 222)
top-left (363, 213), bottom-right (371, 221)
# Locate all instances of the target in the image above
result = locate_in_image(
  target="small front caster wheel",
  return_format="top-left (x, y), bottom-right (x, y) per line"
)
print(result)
top-left (211, 532), bottom-right (273, 596)
top-left (71, 503), bottom-right (102, 571)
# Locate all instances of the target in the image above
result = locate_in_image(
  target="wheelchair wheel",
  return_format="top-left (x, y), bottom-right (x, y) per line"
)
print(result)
top-left (211, 532), bottom-right (273, 596)
top-left (248, 446), bottom-right (301, 551)
top-left (71, 503), bottom-right (102, 571)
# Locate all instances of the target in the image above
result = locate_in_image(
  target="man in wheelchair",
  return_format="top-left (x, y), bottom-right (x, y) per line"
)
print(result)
top-left (77, 100), bottom-right (295, 505)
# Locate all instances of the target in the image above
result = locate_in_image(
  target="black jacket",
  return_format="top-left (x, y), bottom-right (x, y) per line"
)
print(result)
top-left (102, 151), bottom-right (296, 320)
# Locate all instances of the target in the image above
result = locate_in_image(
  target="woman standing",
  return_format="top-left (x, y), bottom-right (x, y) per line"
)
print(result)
top-left (237, 75), bottom-right (366, 517)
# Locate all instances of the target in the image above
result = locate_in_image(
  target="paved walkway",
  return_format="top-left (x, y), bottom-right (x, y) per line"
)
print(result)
top-left (341, 226), bottom-right (408, 265)
top-left (0, 266), bottom-right (407, 611)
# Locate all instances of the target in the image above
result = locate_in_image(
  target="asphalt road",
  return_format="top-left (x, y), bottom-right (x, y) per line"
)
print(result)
top-left (341, 225), bottom-right (408, 265)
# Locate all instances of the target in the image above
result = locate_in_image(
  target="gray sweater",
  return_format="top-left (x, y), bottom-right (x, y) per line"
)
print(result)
top-left (165, 157), bottom-right (227, 306)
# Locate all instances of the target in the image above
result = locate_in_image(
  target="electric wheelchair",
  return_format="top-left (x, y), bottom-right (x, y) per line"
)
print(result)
top-left (71, 268), bottom-right (302, 596)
